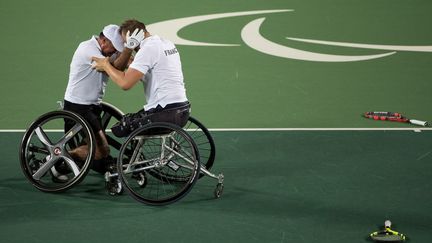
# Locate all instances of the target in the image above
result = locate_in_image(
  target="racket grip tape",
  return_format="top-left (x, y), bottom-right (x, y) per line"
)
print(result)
top-left (409, 119), bottom-right (428, 127)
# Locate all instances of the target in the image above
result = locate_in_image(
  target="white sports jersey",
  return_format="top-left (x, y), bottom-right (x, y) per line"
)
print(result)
top-left (128, 35), bottom-right (188, 111)
top-left (64, 36), bottom-right (108, 105)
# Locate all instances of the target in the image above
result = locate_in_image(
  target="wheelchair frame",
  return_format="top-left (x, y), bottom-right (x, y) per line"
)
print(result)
top-left (19, 101), bottom-right (224, 206)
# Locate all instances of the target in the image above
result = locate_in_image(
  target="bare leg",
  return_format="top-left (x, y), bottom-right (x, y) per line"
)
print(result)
top-left (69, 130), bottom-right (110, 161)
top-left (94, 130), bottom-right (110, 160)
top-left (68, 145), bottom-right (89, 162)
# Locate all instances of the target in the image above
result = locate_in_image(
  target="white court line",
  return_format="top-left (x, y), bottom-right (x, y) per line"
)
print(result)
top-left (1, 128), bottom-right (431, 133)
top-left (208, 128), bottom-right (432, 131)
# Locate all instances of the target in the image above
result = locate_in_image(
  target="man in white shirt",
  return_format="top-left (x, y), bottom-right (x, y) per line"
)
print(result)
top-left (63, 24), bottom-right (137, 176)
top-left (91, 19), bottom-right (190, 138)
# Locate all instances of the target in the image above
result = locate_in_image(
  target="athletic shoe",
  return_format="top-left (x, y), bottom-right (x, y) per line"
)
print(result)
top-left (50, 166), bottom-right (69, 183)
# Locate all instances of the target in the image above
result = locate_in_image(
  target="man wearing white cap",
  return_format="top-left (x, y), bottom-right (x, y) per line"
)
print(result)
top-left (59, 24), bottom-right (141, 180)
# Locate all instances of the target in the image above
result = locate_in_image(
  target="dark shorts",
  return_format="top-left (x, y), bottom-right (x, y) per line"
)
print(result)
top-left (111, 101), bottom-right (190, 137)
top-left (63, 100), bottom-right (103, 132)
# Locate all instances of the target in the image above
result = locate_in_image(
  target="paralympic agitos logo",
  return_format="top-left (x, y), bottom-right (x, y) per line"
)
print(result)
top-left (147, 9), bottom-right (432, 62)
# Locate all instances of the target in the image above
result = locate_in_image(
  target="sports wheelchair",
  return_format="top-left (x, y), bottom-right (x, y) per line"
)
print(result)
top-left (19, 101), bottom-right (224, 206)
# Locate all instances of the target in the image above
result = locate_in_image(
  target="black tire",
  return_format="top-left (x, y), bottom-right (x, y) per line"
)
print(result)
top-left (117, 122), bottom-right (200, 206)
top-left (184, 116), bottom-right (216, 176)
top-left (19, 110), bottom-right (95, 192)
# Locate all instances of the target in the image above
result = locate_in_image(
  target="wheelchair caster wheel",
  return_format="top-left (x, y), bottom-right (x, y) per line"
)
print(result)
top-left (214, 183), bottom-right (224, 198)
top-left (106, 179), bottom-right (123, 196)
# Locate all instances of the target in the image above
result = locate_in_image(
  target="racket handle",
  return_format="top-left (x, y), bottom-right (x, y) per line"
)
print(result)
top-left (409, 119), bottom-right (428, 127)
top-left (385, 220), bottom-right (391, 228)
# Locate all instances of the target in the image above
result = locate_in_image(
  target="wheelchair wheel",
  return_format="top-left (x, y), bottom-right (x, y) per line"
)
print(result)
top-left (117, 122), bottom-right (200, 206)
top-left (184, 116), bottom-right (216, 177)
top-left (100, 102), bottom-right (137, 165)
top-left (19, 110), bottom-right (95, 192)
top-left (100, 101), bottom-right (124, 152)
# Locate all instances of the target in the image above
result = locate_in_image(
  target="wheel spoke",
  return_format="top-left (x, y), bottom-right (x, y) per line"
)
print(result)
top-left (33, 155), bottom-right (60, 180)
top-left (101, 111), bottom-right (112, 129)
top-left (35, 127), bottom-right (52, 147)
top-left (58, 123), bottom-right (83, 145)
top-left (106, 135), bottom-right (122, 150)
top-left (63, 155), bottom-right (81, 176)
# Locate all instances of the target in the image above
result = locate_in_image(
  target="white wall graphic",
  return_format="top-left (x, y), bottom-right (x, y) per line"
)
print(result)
top-left (147, 9), bottom-right (432, 62)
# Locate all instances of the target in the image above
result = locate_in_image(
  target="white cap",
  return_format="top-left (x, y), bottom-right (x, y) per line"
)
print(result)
top-left (102, 24), bottom-right (124, 52)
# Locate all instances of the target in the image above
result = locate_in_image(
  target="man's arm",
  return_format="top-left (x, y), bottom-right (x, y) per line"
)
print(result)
top-left (92, 56), bottom-right (143, 90)
top-left (111, 28), bottom-right (145, 71)
top-left (111, 48), bottom-right (133, 71)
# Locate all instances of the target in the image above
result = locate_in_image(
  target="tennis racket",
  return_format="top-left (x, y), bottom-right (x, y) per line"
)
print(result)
top-left (364, 111), bottom-right (429, 127)
top-left (370, 220), bottom-right (406, 242)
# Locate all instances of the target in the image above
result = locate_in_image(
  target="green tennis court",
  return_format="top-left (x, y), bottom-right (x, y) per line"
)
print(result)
top-left (1, 0), bottom-right (431, 242)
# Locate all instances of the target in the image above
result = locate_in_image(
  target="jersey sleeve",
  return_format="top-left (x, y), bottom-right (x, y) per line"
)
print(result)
top-left (70, 41), bottom-right (104, 72)
top-left (75, 41), bottom-right (104, 64)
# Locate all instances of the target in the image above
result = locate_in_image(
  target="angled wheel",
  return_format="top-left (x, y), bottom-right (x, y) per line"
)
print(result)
top-left (19, 110), bottom-right (95, 192)
top-left (100, 102), bottom-right (135, 164)
top-left (100, 101), bottom-right (124, 152)
top-left (118, 122), bottom-right (200, 206)
top-left (184, 116), bottom-right (216, 177)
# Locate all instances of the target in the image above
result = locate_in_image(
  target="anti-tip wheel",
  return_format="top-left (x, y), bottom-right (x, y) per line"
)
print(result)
top-left (214, 183), bottom-right (224, 198)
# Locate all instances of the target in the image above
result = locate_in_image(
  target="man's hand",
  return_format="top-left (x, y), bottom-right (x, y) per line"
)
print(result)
top-left (124, 29), bottom-right (144, 49)
top-left (91, 56), bottom-right (110, 71)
